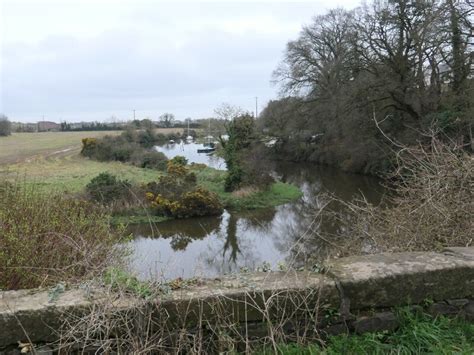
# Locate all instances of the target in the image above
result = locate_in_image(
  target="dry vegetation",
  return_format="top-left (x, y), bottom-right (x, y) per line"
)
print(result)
top-left (0, 182), bottom-right (127, 290)
top-left (54, 274), bottom-right (328, 354)
top-left (317, 139), bottom-right (473, 256)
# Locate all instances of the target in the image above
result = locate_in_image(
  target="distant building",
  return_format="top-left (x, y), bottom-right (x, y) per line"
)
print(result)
top-left (37, 121), bottom-right (60, 132)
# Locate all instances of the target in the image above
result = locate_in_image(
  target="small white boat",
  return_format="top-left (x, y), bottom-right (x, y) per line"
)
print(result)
top-left (185, 119), bottom-right (193, 143)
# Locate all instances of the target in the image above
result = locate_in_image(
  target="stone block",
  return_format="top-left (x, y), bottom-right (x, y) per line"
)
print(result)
top-left (462, 300), bottom-right (474, 321)
top-left (322, 323), bottom-right (350, 336)
top-left (353, 312), bottom-right (398, 334)
top-left (443, 247), bottom-right (474, 261)
top-left (446, 298), bottom-right (470, 307)
top-left (428, 302), bottom-right (460, 316)
top-left (328, 250), bottom-right (474, 310)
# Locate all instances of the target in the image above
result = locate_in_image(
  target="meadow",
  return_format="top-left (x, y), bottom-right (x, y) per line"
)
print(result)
top-left (0, 130), bottom-right (302, 217)
top-left (0, 130), bottom-right (181, 192)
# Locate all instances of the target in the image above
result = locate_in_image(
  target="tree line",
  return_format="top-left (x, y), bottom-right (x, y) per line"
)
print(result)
top-left (261, 0), bottom-right (473, 173)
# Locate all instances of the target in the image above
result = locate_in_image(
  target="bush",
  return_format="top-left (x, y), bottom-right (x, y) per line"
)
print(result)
top-left (81, 132), bottom-right (170, 170)
top-left (86, 173), bottom-right (131, 204)
top-left (0, 182), bottom-right (124, 290)
top-left (169, 187), bottom-right (223, 218)
top-left (137, 129), bottom-right (156, 148)
top-left (146, 162), bottom-right (223, 218)
top-left (80, 137), bottom-right (98, 157)
top-left (169, 155), bottom-right (188, 166)
top-left (0, 114), bottom-right (12, 136)
top-left (135, 151), bottom-right (168, 170)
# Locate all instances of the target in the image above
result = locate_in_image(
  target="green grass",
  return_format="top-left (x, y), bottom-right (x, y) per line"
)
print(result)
top-left (0, 131), bottom-right (173, 193)
top-left (103, 268), bottom-right (154, 299)
top-left (1, 154), bottom-right (162, 193)
top-left (256, 308), bottom-right (474, 354)
top-left (194, 167), bottom-right (302, 210)
top-left (1, 133), bottom-right (302, 223)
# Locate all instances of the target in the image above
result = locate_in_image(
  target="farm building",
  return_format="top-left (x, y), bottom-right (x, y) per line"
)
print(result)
top-left (37, 121), bottom-right (60, 132)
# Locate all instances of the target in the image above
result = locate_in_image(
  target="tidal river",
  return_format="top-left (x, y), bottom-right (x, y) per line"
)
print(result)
top-left (127, 142), bottom-right (384, 281)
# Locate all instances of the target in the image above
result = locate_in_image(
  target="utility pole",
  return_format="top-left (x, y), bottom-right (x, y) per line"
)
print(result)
top-left (133, 109), bottom-right (136, 120)
top-left (255, 97), bottom-right (258, 118)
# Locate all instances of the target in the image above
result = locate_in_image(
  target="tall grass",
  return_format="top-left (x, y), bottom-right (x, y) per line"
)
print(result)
top-left (0, 181), bottom-right (127, 290)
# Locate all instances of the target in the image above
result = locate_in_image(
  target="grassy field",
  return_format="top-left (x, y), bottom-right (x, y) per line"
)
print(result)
top-left (0, 131), bottom-right (302, 221)
top-left (0, 130), bottom-right (179, 192)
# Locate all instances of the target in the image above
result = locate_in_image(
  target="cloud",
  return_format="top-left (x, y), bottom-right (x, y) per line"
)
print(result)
top-left (1, 1), bottom-right (360, 122)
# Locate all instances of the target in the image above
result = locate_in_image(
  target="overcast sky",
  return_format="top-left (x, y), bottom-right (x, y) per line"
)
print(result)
top-left (1, 0), bottom-right (360, 123)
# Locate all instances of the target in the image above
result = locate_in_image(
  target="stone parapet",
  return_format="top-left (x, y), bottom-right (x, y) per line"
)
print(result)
top-left (1, 248), bottom-right (473, 352)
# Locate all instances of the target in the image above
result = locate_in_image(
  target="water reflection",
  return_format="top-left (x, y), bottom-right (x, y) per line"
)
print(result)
top-left (128, 155), bottom-right (384, 281)
top-left (154, 142), bottom-right (226, 170)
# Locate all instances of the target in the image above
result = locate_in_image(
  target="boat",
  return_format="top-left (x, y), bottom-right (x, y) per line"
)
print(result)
top-left (197, 147), bottom-right (216, 153)
top-left (203, 135), bottom-right (215, 147)
top-left (185, 119), bottom-right (193, 143)
top-left (197, 119), bottom-right (217, 153)
top-left (197, 141), bottom-right (216, 153)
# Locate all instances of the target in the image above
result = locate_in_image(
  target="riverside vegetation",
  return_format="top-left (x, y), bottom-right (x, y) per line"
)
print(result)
top-left (0, 0), bottom-right (472, 352)
top-left (261, 0), bottom-right (473, 174)
top-left (79, 122), bottom-right (302, 224)
top-left (0, 124), bottom-right (302, 290)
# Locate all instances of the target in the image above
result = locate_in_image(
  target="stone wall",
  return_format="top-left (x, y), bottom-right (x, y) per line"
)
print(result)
top-left (1, 247), bottom-right (473, 353)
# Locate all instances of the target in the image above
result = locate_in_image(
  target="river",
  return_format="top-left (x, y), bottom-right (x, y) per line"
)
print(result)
top-left (127, 142), bottom-right (384, 281)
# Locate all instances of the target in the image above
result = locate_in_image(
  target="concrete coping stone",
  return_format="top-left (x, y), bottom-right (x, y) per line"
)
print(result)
top-left (326, 249), bottom-right (474, 309)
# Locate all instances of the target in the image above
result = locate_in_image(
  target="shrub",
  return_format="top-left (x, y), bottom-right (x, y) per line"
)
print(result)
top-left (80, 131), bottom-right (170, 166)
top-left (0, 182), bottom-right (124, 290)
top-left (0, 114), bottom-right (12, 136)
top-left (173, 187), bottom-right (223, 218)
top-left (135, 151), bottom-right (168, 170)
top-left (80, 137), bottom-right (98, 157)
top-left (137, 129), bottom-right (156, 148)
top-left (169, 155), bottom-right (188, 166)
top-left (147, 187), bottom-right (223, 219)
top-left (146, 162), bottom-right (223, 218)
top-left (86, 172), bottom-right (131, 204)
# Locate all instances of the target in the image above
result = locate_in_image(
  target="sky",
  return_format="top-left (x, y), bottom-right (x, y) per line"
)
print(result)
top-left (0, 0), bottom-right (360, 123)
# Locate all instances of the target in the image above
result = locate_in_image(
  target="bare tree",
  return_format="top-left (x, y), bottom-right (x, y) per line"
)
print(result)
top-left (273, 8), bottom-right (357, 101)
top-left (214, 103), bottom-right (244, 122)
top-left (159, 113), bottom-right (175, 128)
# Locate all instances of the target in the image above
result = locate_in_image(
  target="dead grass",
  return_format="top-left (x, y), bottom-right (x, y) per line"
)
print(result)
top-left (231, 186), bottom-right (259, 198)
